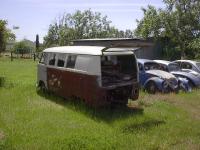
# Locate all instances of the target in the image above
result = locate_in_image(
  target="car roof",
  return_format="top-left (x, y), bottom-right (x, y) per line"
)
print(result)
top-left (174, 60), bottom-right (199, 65)
top-left (137, 59), bottom-right (156, 64)
top-left (154, 60), bottom-right (171, 65)
top-left (43, 46), bottom-right (137, 56)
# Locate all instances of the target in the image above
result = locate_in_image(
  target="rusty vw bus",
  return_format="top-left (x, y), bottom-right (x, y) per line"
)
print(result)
top-left (37, 46), bottom-right (139, 106)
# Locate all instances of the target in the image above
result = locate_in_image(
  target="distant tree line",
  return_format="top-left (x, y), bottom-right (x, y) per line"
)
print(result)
top-left (134, 0), bottom-right (200, 60)
top-left (43, 9), bottom-right (134, 47)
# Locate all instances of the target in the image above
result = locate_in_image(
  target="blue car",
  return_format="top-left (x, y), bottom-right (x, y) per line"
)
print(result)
top-left (137, 59), bottom-right (179, 94)
top-left (154, 60), bottom-right (200, 89)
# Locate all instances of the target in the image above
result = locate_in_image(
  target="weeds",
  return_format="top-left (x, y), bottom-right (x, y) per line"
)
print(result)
top-left (0, 58), bottom-right (200, 149)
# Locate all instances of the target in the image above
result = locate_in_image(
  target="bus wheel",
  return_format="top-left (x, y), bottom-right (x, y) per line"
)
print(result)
top-left (39, 81), bottom-right (47, 93)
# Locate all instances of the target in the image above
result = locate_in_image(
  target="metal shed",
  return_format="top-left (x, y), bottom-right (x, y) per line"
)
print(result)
top-left (72, 38), bottom-right (161, 59)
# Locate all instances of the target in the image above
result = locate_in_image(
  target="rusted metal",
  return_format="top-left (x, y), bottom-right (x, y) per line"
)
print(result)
top-left (47, 67), bottom-right (139, 107)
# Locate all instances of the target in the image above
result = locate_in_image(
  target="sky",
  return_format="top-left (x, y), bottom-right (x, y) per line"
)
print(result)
top-left (0, 0), bottom-right (164, 42)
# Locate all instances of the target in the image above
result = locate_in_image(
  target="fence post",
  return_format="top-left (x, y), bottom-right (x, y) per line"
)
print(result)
top-left (11, 51), bottom-right (13, 61)
top-left (34, 53), bottom-right (36, 61)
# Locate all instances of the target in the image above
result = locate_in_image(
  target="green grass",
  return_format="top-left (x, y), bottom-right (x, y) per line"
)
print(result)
top-left (0, 57), bottom-right (200, 150)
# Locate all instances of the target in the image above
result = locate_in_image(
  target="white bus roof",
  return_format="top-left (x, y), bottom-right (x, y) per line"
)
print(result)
top-left (43, 46), bottom-right (138, 55)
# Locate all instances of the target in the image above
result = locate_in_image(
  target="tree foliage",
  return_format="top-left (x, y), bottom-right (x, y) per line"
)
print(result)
top-left (135, 0), bottom-right (200, 59)
top-left (0, 20), bottom-right (15, 53)
top-left (135, 6), bottom-right (163, 39)
top-left (44, 9), bottom-right (134, 47)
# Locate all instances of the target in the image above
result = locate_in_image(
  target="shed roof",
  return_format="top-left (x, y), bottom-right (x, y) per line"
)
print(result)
top-left (72, 38), bottom-right (154, 47)
top-left (73, 38), bottom-right (144, 41)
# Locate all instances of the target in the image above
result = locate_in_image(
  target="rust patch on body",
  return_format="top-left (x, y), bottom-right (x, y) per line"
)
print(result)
top-left (47, 67), bottom-right (139, 107)
top-left (47, 67), bottom-right (107, 106)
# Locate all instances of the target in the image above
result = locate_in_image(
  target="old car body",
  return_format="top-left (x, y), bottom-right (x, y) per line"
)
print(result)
top-left (154, 60), bottom-right (200, 89)
top-left (137, 59), bottom-right (179, 94)
top-left (174, 60), bottom-right (200, 74)
top-left (37, 46), bottom-right (139, 107)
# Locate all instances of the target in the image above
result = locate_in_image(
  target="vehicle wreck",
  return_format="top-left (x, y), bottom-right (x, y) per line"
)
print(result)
top-left (137, 59), bottom-right (179, 94)
top-left (37, 46), bottom-right (139, 107)
top-left (155, 60), bottom-right (200, 90)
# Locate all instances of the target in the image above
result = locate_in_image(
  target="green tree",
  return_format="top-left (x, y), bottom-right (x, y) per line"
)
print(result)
top-left (36, 34), bottom-right (39, 52)
top-left (135, 6), bottom-right (163, 39)
top-left (135, 0), bottom-right (200, 59)
top-left (44, 9), bottom-right (133, 47)
top-left (0, 20), bottom-right (15, 54)
top-left (124, 29), bottom-right (134, 38)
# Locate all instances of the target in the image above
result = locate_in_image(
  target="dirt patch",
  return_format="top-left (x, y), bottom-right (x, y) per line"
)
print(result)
top-left (170, 138), bottom-right (200, 149)
top-left (136, 93), bottom-right (171, 107)
top-left (138, 92), bottom-right (200, 120)
top-left (0, 131), bottom-right (5, 140)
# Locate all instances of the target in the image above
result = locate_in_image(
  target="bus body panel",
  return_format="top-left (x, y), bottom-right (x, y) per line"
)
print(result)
top-left (47, 67), bottom-right (108, 106)
top-left (37, 63), bottom-right (47, 87)
top-left (46, 67), bottom-right (139, 106)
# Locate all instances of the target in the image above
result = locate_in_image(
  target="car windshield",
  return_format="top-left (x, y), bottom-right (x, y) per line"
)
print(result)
top-left (168, 63), bottom-right (181, 72)
top-left (144, 62), bottom-right (160, 70)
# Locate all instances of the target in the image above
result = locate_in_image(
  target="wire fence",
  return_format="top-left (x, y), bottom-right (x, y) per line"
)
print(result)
top-left (0, 51), bottom-right (41, 61)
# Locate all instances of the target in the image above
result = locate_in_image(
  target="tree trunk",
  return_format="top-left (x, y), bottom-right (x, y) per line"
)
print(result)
top-left (180, 42), bottom-right (186, 59)
top-left (181, 50), bottom-right (185, 59)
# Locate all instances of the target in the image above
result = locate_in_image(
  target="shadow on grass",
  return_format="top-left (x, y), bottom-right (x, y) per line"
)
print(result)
top-left (0, 77), bottom-right (16, 89)
top-left (37, 90), bottom-right (144, 123)
top-left (121, 120), bottom-right (166, 133)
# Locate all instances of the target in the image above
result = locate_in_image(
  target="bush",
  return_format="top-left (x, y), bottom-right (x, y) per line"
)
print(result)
top-left (14, 41), bottom-right (33, 56)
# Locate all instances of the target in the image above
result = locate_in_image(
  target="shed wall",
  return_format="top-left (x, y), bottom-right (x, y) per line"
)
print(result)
top-left (72, 39), bottom-right (160, 59)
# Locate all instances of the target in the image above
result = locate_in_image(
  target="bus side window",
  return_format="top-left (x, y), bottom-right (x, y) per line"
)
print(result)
top-left (49, 53), bottom-right (56, 66)
top-left (39, 53), bottom-right (48, 65)
top-left (57, 54), bottom-right (66, 67)
top-left (66, 55), bottom-right (77, 68)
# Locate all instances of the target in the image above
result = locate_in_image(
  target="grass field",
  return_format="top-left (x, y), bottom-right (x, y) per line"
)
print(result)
top-left (0, 58), bottom-right (200, 150)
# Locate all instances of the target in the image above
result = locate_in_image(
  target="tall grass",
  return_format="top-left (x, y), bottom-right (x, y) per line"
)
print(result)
top-left (0, 58), bottom-right (200, 150)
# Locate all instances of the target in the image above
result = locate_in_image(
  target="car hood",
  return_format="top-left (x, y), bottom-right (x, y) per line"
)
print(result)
top-left (171, 71), bottom-right (200, 79)
top-left (146, 70), bottom-right (175, 79)
top-left (181, 69), bottom-right (200, 76)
